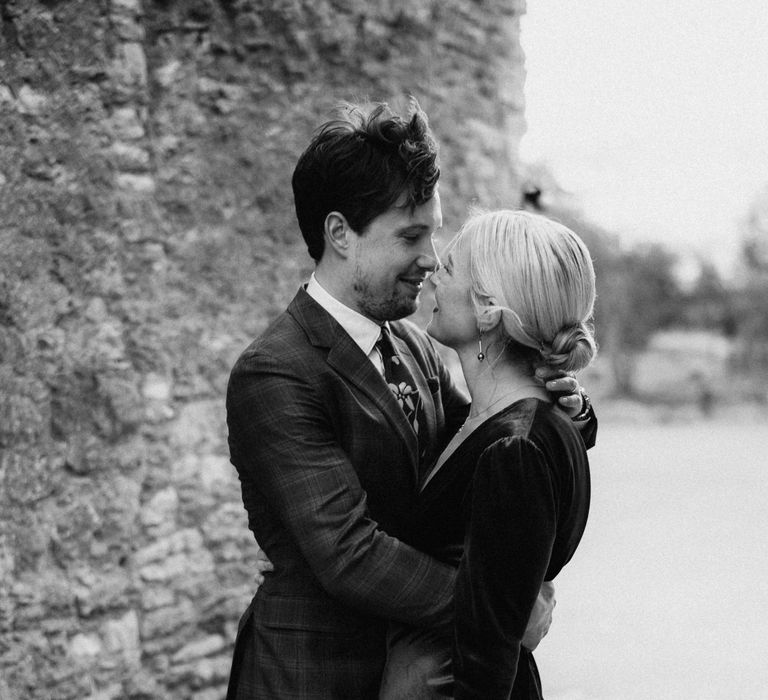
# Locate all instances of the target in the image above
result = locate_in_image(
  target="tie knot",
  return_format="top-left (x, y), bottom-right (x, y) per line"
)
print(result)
top-left (377, 325), bottom-right (396, 359)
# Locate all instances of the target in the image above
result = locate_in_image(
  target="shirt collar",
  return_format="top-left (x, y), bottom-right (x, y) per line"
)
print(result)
top-left (306, 273), bottom-right (383, 356)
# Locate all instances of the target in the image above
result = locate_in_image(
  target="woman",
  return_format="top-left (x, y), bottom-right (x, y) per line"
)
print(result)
top-left (380, 209), bottom-right (597, 699)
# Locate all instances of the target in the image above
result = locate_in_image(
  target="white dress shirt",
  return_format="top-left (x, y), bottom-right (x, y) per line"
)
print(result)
top-left (306, 273), bottom-right (386, 375)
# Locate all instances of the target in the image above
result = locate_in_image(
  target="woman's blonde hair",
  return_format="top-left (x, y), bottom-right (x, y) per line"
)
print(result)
top-left (456, 209), bottom-right (597, 372)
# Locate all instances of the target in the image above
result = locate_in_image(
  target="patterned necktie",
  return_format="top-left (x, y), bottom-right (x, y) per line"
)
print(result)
top-left (376, 325), bottom-right (423, 437)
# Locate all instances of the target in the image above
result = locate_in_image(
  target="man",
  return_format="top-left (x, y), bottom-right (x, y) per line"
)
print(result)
top-left (226, 99), bottom-right (595, 699)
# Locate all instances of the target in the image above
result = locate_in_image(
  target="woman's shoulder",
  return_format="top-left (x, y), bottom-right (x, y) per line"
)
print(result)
top-left (479, 399), bottom-right (584, 467)
top-left (482, 397), bottom-right (566, 444)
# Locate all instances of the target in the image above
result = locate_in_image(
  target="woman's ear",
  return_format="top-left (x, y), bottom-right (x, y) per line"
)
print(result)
top-left (324, 212), bottom-right (351, 257)
top-left (475, 298), bottom-right (502, 333)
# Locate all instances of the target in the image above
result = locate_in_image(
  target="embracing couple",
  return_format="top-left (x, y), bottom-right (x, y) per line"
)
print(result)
top-left (226, 98), bottom-right (597, 699)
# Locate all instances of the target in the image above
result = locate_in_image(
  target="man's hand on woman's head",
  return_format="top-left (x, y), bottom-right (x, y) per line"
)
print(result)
top-left (535, 368), bottom-right (590, 420)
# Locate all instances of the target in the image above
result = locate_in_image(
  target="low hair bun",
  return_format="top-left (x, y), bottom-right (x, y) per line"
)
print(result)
top-left (539, 322), bottom-right (597, 373)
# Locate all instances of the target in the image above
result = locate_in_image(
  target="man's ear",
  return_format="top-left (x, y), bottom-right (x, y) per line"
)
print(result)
top-left (324, 211), bottom-right (352, 257)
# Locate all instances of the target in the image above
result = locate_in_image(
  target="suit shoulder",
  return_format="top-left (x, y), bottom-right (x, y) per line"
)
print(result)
top-left (390, 319), bottom-right (437, 356)
top-left (231, 309), bottom-right (306, 371)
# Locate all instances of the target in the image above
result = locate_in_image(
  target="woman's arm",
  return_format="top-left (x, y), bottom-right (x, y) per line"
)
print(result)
top-left (452, 437), bottom-right (556, 700)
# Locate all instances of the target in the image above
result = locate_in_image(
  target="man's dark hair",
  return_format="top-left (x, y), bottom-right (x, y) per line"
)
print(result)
top-left (292, 98), bottom-right (440, 261)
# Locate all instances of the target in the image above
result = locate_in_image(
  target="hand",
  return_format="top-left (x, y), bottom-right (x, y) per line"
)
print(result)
top-left (535, 368), bottom-right (587, 420)
top-left (253, 547), bottom-right (274, 591)
top-left (522, 581), bottom-right (555, 651)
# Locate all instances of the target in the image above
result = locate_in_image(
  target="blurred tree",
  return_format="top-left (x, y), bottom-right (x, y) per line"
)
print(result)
top-left (597, 243), bottom-right (682, 395)
top-left (680, 261), bottom-right (738, 336)
top-left (740, 184), bottom-right (768, 273)
top-left (732, 185), bottom-right (768, 373)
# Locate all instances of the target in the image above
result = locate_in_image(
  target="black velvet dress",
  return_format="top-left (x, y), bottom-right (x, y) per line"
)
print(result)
top-left (413, 398), bottom-right (592, 700)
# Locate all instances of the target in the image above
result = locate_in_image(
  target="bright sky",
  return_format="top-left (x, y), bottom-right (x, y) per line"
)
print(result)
top-left (520, 0), bottom-right (768, 279)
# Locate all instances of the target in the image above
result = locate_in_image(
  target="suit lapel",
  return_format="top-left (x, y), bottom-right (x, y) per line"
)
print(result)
top-left (388, 328), bottom-right (436, 473)
top-left (288, 289), bottom-right (420, 478)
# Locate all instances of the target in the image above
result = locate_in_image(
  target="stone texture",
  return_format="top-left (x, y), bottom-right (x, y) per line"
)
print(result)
top-left (0, 0), bottom-right (527, 697)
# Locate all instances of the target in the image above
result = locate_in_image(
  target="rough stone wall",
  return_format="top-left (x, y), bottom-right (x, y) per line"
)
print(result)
top-left (0, 1), bottom-right (526, 697)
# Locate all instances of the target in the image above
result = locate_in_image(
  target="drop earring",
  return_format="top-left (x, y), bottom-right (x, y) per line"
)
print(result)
top-left (477, 333), bottom-right (485, 362)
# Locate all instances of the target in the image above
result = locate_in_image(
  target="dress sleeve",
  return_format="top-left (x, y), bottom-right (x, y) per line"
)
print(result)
top-left (227, 350), bottom-right (457, 627)
top-left (452, 436), bottom-right (557, 700)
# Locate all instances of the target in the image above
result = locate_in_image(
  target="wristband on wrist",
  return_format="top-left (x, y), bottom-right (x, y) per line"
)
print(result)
top-left (572, 390), bottom-right (591, 422)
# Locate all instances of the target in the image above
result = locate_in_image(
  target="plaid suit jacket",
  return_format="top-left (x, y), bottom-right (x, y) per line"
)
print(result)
top-left (226, 287), bottom-right (470, 699)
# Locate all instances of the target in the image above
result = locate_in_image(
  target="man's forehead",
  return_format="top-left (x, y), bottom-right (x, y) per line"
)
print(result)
top-left (406, 195), bottom-right (442, 230)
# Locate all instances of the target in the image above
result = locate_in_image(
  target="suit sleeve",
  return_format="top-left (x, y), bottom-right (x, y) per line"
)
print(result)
top-left (227, 351), bottom-right (456, 628)
top-left (452, 437), bottom-right (556, 700)
top-left (579, 405), bottom-right (598, 450)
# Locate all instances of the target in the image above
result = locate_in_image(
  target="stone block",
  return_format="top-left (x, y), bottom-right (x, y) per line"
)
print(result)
top-left (154, 60), bottom-right (182, 89)
top-left (16, 85), bottom-right (48, 115)
top-left (111, 0), bottom-right (142, 12)
top-left (111, 15), bottom-right (145, 42)
top-left (133, 528), bottom-right (203, 567)
top-left (2, 449), bottom-right (61, 507)
top-left (102, 609), bottom-right (141, 667)
top-left (110, 142), bottom-right (151, 172)
top-left (74, 567), bottom-right (133, 617)
top-left (141, 586), bottom-right (176, 611)
top-left (141, 373), bottom-right (172, 401)
top-left (116, 172), bottom-right (156, 192)
top-left (140, 486), bottom-right (179, 536)
top-left (69, 632), bottom-right (103, 663)
top-left (190, 688), bottom-right (226, 700)
top-left (113, 42), bottom-right (148, 88)
top-left (97, 374), bottom-right (144, 434)
top-left (139, 552), bottom-right (189, 583)
top-left (108, 107), bottom-right (146, 140)
top-left (141, 597), bottom-right (195, 639)
top-left (170, 633), bottom-right (226, 663)
top-left (169, 654), bottom-right (230, 686)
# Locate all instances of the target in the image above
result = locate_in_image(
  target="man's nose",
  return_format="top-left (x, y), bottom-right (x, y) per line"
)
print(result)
top-left (418, 238), bottom-right (439, 271)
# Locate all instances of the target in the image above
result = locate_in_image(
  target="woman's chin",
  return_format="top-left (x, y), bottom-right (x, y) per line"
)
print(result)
top-left (426, 320), bottom-right (444, 344)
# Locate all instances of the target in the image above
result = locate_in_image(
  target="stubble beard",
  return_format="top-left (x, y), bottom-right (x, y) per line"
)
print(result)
top-left (352, 272), bottom-right (418, 322)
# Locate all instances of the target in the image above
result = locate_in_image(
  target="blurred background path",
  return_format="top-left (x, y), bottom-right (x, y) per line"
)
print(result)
top-left (538, 415), bottom-right (768, 700)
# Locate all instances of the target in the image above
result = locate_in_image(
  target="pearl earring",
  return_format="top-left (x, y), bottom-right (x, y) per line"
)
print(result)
top-left (477, 334), bottom-right (485, 362)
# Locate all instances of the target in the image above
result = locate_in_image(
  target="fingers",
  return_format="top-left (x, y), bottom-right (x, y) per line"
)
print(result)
top-left (253, 547), bottom-right (274, 591)
top-left (253, 561), bottom-right (274, 590)
top-left (255, 548), bottom-right (275, 572)
top-left (539, 580), bottom-right (556, 604)
top-left (558, 392), bottom-right (582, 409)
top-left (521, 582), bottom-right (557, 650)
top-left (535, 367), bottom-right (568, 382)
top-left (542, 374), bottom-right (579, 395)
